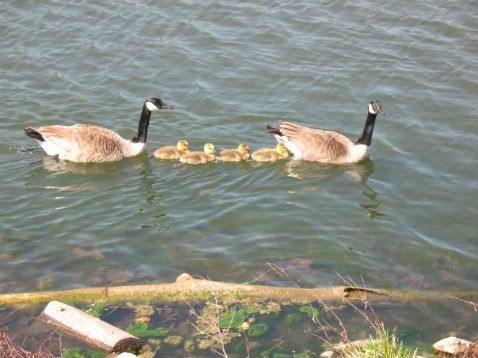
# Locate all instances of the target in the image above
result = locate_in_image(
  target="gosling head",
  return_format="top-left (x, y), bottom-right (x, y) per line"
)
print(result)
top-left (145, 97), bottom-right (174, 111)
top-left (176, 139), bottom-right (189, 152)
top-left (276, 143), bottom-right (289, 158)
top-left (238, 143), bottom-right (250, 158)
top-left (368, 100), bottom-right (385, 115)
top-left (203, 143), bottom-right (215, 155)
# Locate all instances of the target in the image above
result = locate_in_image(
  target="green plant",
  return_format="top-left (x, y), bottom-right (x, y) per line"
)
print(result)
top-left (338, 324), bottom-right (417, 358)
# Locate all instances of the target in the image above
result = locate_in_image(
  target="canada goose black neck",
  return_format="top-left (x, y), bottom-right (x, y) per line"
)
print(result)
top-left (355, 111), bottom-right (377, 146)
top-left (132, 103), bottom-right (151, 143)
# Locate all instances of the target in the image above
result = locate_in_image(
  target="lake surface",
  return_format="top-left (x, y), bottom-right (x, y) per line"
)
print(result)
top-left (1, 0), bottom-right (477, 333)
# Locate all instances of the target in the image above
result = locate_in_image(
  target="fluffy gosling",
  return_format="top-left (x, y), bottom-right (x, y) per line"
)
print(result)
top-left (218, 143), bottom-right (250, 162)
top-left (251, 143), bottom-right (289, 162)
top-left (179, 143), bottom-right (215, 164)
top-left (154, 139), bottom-right (189, 160)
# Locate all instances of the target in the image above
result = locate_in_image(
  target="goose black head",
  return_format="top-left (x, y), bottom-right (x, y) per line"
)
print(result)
top-left (145, 97), bottom-right (174, 111)
top-left (368, 101), bottom-right (385, 115)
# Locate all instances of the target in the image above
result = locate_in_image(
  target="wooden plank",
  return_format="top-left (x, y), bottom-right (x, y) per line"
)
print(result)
top-left (41, 301), bottom-right (144, 353)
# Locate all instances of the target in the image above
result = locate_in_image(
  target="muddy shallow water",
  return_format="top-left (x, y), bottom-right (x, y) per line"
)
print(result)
top-left (1, 297), bottom-right (478, 357)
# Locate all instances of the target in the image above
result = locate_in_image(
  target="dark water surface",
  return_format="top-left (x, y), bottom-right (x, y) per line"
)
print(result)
top-left (1, 0), bottom-right (477, 343)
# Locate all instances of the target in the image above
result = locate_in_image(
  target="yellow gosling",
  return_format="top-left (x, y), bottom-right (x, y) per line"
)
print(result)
top-left (218, 143), bottom-right (250, 162)
top-left (251, 143), bottom-right (289, 162)
top-left (179, 143), bottom-right (215, 165)
top-left (154, 139), bottom-right (189, 160)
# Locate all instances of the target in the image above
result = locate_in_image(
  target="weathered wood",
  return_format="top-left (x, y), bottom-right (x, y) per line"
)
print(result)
top-left (0, 273), bottom-right (477, 306)
top-left (41, 301), bottom-right (144, 353)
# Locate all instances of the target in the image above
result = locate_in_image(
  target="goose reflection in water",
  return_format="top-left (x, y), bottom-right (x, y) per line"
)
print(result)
top-left (281, 157), bottom-right (373, 181)
top-left (40, 154), bottom-right (170, 230)
top-left (41, 155), bottom-right (147, 175)
top-left (281, 159), bottom-right (384, 219)
top-left (29, 155), bottom-right (149, 193)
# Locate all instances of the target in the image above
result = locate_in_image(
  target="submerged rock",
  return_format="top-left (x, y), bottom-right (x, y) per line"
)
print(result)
top-left (126, 303), bottom-right (155, 320)
top-left (197, 338), bottom-right (214, 350)
top-left (135, 316), bottom-right (151, 324)
top-left (433, 336), bottom-right (476, 355)
top-left (240, 321), bottom-right (251, 331)
top-left (138, 339), bottom-right (160, 358)
top-left (115, 353), bottom-right (138, 358)
top-left (260, 302), bottom-right (281, 314)
top-left (184, 339), bottom-right (195, 353)
top-left (164, 335), bottom-right (183, 346)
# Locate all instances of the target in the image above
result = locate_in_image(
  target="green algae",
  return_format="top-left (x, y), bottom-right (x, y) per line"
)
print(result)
top-left (84, 303), bottom-right (107, 318)
top-left (219, 307), bottom-right (247, 329)
top-left (284, 312), bottom-right (303, 326)
top-left (163, 335), bottom-right (183, 346)
top-left (248, 322), bottom-right (269, 337)
top-left (299, 305), bottom-right (320, 317)
top-left (126, 321), bottom-right (168, 338)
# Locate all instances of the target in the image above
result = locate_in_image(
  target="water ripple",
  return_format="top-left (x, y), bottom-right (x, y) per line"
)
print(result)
top-left (0, 0), bottom-right (476, 294)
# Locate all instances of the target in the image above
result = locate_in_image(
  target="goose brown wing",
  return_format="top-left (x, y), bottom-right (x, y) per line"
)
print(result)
top-left (280, 121), bottom-right (352, 161)
top-left (37, 124), bottom-right (126, 161)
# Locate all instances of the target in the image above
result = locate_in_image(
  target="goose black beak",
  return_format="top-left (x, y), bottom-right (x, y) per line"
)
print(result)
top-left (160, 102), bottom-right (174, 110)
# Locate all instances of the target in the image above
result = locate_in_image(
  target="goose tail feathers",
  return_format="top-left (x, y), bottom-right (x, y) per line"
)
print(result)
top-left (267, 125), bottom-right (290, 145)
top-left (266, 125), bottom-right (283, 136)
top-left (24, 127), bottom-right (44, 142)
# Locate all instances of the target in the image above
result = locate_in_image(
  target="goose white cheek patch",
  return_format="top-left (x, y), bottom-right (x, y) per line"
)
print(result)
top-left (146, 102), bottom-right (160, 111)
top-left (368, 103), bottom-right (376, 114)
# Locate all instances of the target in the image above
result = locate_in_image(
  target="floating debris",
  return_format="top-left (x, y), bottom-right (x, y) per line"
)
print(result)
top-left (41, 301), bottom-right (144, 353)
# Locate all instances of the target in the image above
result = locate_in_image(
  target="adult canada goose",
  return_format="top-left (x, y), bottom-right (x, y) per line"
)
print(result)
top-left (251, 143), bottom-right (289, 162)
top-left (218, 143), bottom-right (250, 162)
top-left (24, 97), bottom-right (173, 163)
top-left (179, 143), bottom-right (215, 165)
top-left (267, 101), bottom-right (384, 164)
top-left (154, 139), bottom-right (189, 160)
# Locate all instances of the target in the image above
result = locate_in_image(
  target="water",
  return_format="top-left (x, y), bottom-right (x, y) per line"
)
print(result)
top-left (1, 0), bottom-right (477, 333)
top-left (2, 299), bottom-right (477, 357)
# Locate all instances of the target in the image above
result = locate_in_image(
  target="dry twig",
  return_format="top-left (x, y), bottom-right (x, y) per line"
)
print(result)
top-left (0, 330), bottom-right (55, 358)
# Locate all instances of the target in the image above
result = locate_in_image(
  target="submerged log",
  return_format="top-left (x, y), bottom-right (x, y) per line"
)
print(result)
top-left (0, 273), bottom-right (476, 306)
top-left (41, 301), bottom-right (144, 353)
